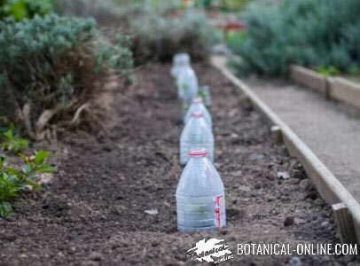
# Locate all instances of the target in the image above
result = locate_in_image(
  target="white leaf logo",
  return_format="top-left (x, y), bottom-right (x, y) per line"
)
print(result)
top-left (187, 238), bottom-right (233, 263)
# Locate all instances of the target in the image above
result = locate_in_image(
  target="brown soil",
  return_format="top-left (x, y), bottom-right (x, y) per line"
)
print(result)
top-left (0, 64), bottom-right (358, 266)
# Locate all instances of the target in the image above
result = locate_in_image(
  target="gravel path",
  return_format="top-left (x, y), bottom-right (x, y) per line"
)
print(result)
top-left (247, 77), bottom-right (360, 203)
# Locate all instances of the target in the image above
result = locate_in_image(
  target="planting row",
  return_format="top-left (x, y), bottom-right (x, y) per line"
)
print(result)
top-left (171, 53), bottom-right (226, 232)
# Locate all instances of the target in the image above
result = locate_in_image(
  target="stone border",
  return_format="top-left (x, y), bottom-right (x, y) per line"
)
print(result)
top-left (212, 56), bottom-right (360, 243)
top-left (290, 65), bottom-right (360, 109)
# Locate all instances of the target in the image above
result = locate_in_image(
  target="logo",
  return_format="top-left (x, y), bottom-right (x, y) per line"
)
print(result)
top-left (187, 238), bottom-right (234, 264)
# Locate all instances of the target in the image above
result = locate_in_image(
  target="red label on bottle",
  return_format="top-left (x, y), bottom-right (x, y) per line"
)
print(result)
top-left (214, 196), bottom-right (222, 228)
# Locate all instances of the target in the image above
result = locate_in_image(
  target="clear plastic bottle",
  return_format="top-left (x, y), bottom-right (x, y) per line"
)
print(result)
top-left (184, 97), bottom-right (212, 128)
top-left (171, 53), bottom-right (190, 79)
top-left (176, 149), bottom-right (226, 232)
top-left (176, 60), bottom-right (198, 106)
top-left (180, 111), bottom-right (214, 165)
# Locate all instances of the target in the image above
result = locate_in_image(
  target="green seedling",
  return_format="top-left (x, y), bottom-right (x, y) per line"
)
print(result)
top-left (0, 151), bottom-right (55, 218)
top-left (0, 156), bottom-right (19, 217)
top-left (0, 156), bottom-right (19, 200)
top-left (198, 90), bottom-right (206, 99)
top-left (198, 90), bottom-right (209, 104)
top-left (0, 201), bottom-right (13, 218)
top-left (1, 128), bottom-right (29, 153)
top-left (20, 150), bottom-right (56, 181)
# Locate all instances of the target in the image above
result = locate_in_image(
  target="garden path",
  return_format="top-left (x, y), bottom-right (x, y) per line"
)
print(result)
top-left (247, 78), bottom-right (360, 202)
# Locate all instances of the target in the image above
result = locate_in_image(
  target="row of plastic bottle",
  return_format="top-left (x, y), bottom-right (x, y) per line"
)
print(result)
top-left (171, 53), bottom-right (226, 232)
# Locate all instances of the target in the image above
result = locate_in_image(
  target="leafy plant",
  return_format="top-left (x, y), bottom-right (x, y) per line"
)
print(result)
top-left (231, 0), bottom-right (360, 76)
top-left (0, 14), bottom-right (132, 138)
top-left (0, 0), bottom-right (53, 20)
top-left (21, 150), bottom-right (56, 181)
top-left (0, 173), bottom-right (20, 201)
top-left (0, 150), bottom-right (55, 218)
top-left (0, 201), bottom-right (13, 217)
top-left (316, 66), bottom-right (340, 77)
top-left (1, 128), bottom-right (29, 153)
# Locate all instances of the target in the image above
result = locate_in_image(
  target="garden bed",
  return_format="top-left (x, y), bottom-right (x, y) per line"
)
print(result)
top-left (0, 64), bottom-right (357, 265)
top-left (290, 65), bottom-right (360, 110)
top-left (290, 65), bottom-right (329, 95)
top-left (330, 78), bottom-right (360, 110)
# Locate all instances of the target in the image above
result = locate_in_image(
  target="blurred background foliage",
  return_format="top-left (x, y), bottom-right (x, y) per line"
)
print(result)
top-left (230, 0), bottom-right (360, 76)
top-left (129, 8), bottom-right (221, 63)
top-left (3, 0), bottom-right (359, 133)
top-left (0, 0), bottom-right (224, 134)
top-left (54, 0), bottom-right (223, 64)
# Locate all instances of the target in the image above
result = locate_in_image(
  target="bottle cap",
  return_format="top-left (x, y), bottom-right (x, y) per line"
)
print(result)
top-left (189, 149), bottom-right (208, 157)
top-left (191, 111), bottom-right (203, 118)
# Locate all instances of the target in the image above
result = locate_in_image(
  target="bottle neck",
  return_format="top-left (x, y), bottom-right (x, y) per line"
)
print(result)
top-left (179, 62), bottom-right (189, 67)
top-left (188, 156), bottom-right (206, 166)
top-left (189, 116), bottom-right (206, 124)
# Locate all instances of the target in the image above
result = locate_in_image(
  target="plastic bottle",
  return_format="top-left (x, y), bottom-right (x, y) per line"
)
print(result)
top-left (176, 149), bottom-right (226, 232)
top-left (184, 97), bottom-right (212, 128)
top-left (176, 60), bottom-right (198, 106)
top-left (171, 53), bottom-right (190, 79)
top-left (170, 54), bottom-right (181, 78)
top-left (180, 111), bottom-right (214, 165)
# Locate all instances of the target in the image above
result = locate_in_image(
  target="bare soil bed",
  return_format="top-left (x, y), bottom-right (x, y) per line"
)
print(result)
top-left (0, 64), bottom-right (358, 266)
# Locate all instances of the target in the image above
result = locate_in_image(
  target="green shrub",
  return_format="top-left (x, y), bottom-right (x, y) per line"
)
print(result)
top-left (0, 14), bottom-right (132, 138)
top-left (0, 0), bottom-right (53, 20)
top-left (231, 0), bottom-right (360, 76)
top-left (130, 9), bottom-right (221, 63)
